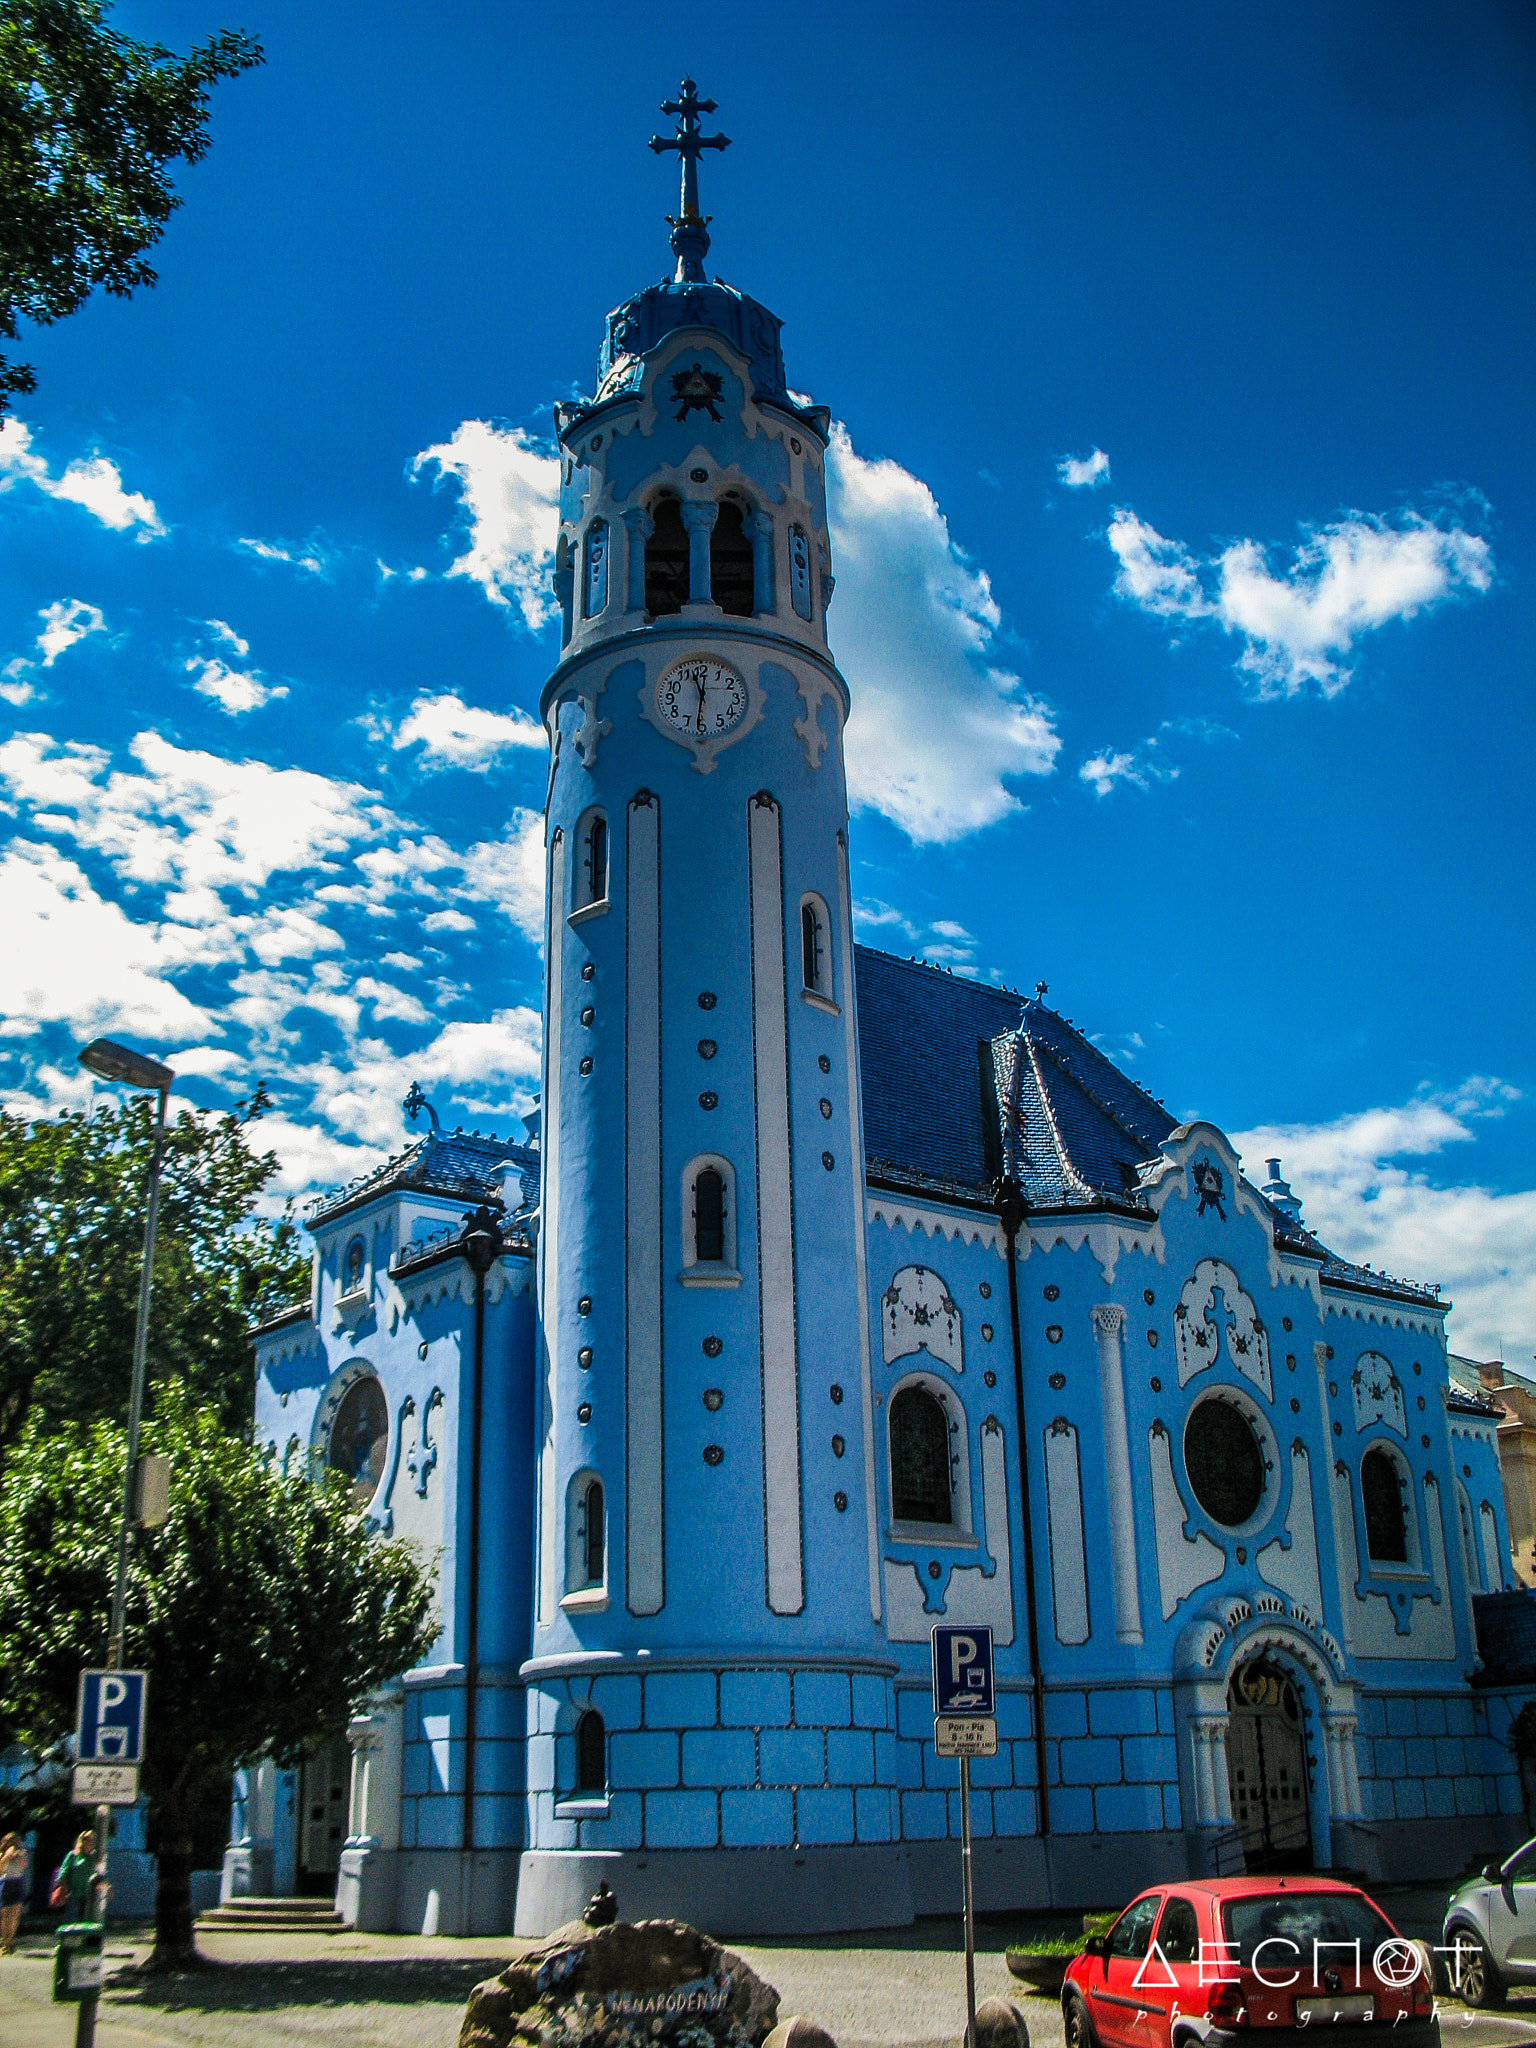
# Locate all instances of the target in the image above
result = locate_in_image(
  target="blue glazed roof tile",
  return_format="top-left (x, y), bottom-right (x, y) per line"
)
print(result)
top-left (306, 1126), bottom-right (538, 1228)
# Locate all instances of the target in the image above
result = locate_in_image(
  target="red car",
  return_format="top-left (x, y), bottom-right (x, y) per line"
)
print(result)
top-left (1063, 1876), bottom-right (1438, 2048)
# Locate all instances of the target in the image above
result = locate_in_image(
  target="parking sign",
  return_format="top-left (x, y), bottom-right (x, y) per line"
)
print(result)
top-left (76, 1670), bottom-right (147, 1765)
top-left (931, 1624), bottom-right (994, 1717)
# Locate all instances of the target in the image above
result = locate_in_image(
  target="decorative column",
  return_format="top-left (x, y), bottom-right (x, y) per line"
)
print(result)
top-left (1321, 1711), bottom-right (1362, 1819)
top-left (743, 510), bottom-right (775, 614)
top-left (680, 499), bottom-right (718, 604)
top-left (1092, 1304), bottom-right (1143, 1643)
top-left (622, 506), bottom-right (652, 612)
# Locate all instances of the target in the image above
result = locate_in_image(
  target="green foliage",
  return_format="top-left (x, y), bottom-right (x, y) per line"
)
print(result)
top-left (0, 1086), bottom-right (310, 1460)
top-left (0, 1386), bottom-right (439, 1957)
top-left (1508, 1700), bottom-right (1536, 1763)
top-left (0, 0), bottom-right (262, 408)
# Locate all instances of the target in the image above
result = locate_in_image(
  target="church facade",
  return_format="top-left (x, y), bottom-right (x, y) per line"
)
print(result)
top-left (229, 86), bottom-right (1529, 1937)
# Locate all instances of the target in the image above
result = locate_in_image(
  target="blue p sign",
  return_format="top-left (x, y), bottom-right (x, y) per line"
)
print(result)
top-left (931, 1623), bottom-right (994, 1716)
top-left (76, 1670), bottom-right (148, 1765)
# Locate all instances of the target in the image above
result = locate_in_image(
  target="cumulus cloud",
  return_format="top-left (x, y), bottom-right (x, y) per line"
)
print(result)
top-left (186, 627), bottom-right (289, 716)
top-left (0, 839), bottom-right (217, 1041)
top-left (853, 898), bottom-right (979, 973)
top-left (392, 691), bottom-right (546, 767)
top-left (1080, 750), bottom-right (1151, 797)
top-left (411, 420), bottom-right (561, 630)
top-left (1057, 447), bottom-right (1110, 489)
top-left (0, 418), bottom-right (164, 537)
top-left (1232, 1079), bottom-right (1535, 1365)
top-left (1107, 503), bottom-right (1493, 696)
top-left (461, 810), bottom-right (548, 947)
top-left (827, 423), bottom-right (1059, 843)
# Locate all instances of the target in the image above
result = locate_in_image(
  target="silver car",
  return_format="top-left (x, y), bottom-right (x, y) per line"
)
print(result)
top-left (1443, 1837), bottom-right (1536, 2007)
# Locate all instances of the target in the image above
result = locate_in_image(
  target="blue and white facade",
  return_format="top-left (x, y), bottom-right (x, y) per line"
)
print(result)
top-left (232, 97), bottom-right (1532, 1937)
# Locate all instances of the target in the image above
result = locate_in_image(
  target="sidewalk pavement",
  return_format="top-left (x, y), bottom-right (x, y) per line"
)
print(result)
top-left (2, 1893), bottom-right (1535, 2048)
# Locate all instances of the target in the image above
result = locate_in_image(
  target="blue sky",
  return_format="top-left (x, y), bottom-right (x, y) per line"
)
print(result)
top-left (2, 1), bottom-right (1532, 1362)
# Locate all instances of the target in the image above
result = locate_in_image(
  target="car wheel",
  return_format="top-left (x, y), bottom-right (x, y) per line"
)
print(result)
top-left (1452, 1933), bottom-right (1507, 2009)
top-left (1064, 1993), bottom-right (1099, 2048)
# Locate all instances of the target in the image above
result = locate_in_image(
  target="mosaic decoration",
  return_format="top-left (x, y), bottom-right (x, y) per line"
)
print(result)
top-left (1174, 1257), bottom-right (1272, 1400)
top-left (1192, 1155), bottom-right (1227, 1218)
top-left (1353, 1351), bottom-right (1407, 1437)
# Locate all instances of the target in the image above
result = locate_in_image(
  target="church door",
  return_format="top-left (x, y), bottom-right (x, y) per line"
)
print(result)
top-left (1226, 1660), bottom-right (1312, 1872)
top-left (297, 1735), bottom-right (351, 1894)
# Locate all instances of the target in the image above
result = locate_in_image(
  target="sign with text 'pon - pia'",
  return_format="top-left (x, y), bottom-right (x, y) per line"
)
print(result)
top-left (73, 1669), bottom-right (148, 1805)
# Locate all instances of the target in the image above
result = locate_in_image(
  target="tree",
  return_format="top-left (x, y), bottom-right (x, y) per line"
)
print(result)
top-left (0, 1388), bottom-right (440, 1967)
top-left (0, 1087), bottom-right (310, 1463)
top-left (0, 0), bottom-right (262, 411)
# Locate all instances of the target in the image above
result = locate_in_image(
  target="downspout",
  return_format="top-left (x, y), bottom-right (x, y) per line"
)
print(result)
top-left (995, 1173), bottom-right (1050, 1841)
top-left (461, 1208), bottom-right (501, 1864)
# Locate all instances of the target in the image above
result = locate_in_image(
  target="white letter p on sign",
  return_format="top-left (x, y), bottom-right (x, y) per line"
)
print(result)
top-left (950, 1635), bottom-right (977, 1686)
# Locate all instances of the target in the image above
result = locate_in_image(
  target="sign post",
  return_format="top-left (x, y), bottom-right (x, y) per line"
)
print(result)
top-left (932, 1625), bottom-right (996, 2048)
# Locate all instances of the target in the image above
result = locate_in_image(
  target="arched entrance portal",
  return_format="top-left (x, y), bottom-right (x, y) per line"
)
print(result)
top-left (1226, 1658), bottom-right (1313, 1872)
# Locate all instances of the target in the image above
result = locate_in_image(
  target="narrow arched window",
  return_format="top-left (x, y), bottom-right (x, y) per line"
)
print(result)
top-left (890, 1385), bottom-right (952, 1524)
top-left (788, 524), bottom-right (813, 620)
top-left (576, 1709), bottom-right (606, 1793)
top-left (802, 903), bottom-right (820, 990)
top-left (583, 518), bottom-right (609, 618)
top-left (584, 1479), bottom-right (604, 1586)
top-left (1362, 1447), bottom-right (1408, 1563)
top-left (644, 496), bottom-right (689, 615)
top-left (695, 1169), bottom-right (725, 1263)
top-left (710, 499), bottom-right (754, 617)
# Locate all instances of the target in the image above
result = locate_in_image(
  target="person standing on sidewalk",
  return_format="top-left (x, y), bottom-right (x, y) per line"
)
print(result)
top-left (55, 1831), bottom-right (98, 1921)
top-left (0, 1833), bottom-right (27, 1950)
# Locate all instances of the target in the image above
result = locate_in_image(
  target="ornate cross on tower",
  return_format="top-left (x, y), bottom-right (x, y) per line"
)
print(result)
top-left (649, 76), bottom-right (730, 283)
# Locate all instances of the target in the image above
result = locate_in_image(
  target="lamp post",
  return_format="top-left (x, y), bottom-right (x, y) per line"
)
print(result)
top-left (74, 1037), bottom-right (175, 1956)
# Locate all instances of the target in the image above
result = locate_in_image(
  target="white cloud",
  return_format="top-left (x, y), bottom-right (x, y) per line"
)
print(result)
top-left (1058, 447), bottom-right (1110, 489)
top-left (1078, 713), bottom-right (1235, 798)
top-left (0, 418), bottom-right (165, 537)
top-left (2, 597), bottom-right (108, 704)
top-left (392, 691), bottom-right (545, 767)
top-left (852, 897), bottom-right (978, 971)
top-left (411, 420), bottom-right (561, 630)
top-left (206, 619), bottom-right (250, 657)
top-left (827, 423), bottom-right (1060, 843)
top-left (422, 907), bottom-right (475, 933)
top-left (187, 654), bottom-right (289, 716)
top-left (1108, 504), bottom-right (1493, 696)
top-left (235, 535), bottom-right (328, 575)
top-left (36, 599), bottom-right (107, 667)
top-left (1232, 1080), bottom-right (1536, 1366)
top-left (1080, 750), bottom-right (1150, 797)
top-left (0, 839), bottom-right (217, 1041)
top-left (460, 810), bottom-right (547, 947)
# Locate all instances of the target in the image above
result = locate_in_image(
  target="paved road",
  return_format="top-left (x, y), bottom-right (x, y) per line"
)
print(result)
top-left (5, 1917), bottom-right (1536, 2048)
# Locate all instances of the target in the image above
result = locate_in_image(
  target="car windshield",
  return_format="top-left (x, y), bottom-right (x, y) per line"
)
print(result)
top-left (1223, 1892), bottom-right (1395, 1974)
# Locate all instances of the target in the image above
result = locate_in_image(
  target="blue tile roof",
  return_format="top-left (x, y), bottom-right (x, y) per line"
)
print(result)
top-left (854, 947), bottom-right (1176, 1206)
top-left (305, 1126), bottom-right (539, 1228)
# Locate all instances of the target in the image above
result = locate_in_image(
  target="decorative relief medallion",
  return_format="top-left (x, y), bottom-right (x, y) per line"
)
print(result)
top-left (1044, 1285), bottom-right (1060, 1302)
top-left (1192, 1156), bottom-right (1227, 1218)
top-left (818, 1054), bottom-right (831, 1074)
top-left (702, 1335), bottom-right (722, 1358)
top-left (829, 1382), bottom-right (843, 1404)
top-left (1048, 1371), bottom-right (1066, 1390)
top-left (834, 1491), bottom-right (847, 1512)
top-left (703, 1388), bottom-right (723, 1411)
top-left (1046, 1325), bottom-right (1064, 1344)
top-left (984, 1371), bottom-right (996, 1388)
top-left (881, 1265), bottom-right (963, 1371)
top-left (671, 361), bottom-right (723, 421)
top-left (703, 1443), bottom-right (724, 1467)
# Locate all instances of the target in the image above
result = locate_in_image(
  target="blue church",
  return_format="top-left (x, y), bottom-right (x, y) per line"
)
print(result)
top-left (229, 84), bottom-right (1528, 1937)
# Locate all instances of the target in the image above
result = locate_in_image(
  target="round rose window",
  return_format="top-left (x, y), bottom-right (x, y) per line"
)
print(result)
top-left (1184, 1397), bottom-right (1265, 1527)
top-left (328, 1374), bottom-right (388, 1506)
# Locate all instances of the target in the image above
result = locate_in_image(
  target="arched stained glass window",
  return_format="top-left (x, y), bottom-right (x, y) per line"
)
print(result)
top-left (1362, 1447), bottom-right (1408, 1562)
top-left (890, 1385), bottom-right (952, 1524)
top-left (328, 1375), bottom-right (388, 1507)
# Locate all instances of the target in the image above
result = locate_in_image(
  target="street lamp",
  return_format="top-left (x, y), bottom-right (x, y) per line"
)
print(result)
top-left (75, 1037), bottom-right (177, 1943)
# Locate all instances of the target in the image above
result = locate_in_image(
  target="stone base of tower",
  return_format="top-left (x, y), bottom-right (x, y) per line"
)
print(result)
top-left (513, 1843), bottom-right (916, 1937)
top-left (346, 1847), bottom-right (520, 1936)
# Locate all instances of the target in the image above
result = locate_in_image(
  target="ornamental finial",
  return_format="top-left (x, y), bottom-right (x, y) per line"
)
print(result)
top-left (648, 76), bottom-right (730, 284)
top-left (403, 1081), bottom-right (440, 1133)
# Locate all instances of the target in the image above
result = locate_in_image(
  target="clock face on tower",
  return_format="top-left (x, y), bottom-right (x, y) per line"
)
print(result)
top-left (655, 655), bottom-right (748, 741)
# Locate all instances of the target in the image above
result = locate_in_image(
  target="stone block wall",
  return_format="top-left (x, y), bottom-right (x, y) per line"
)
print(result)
top-left (1354, 1689), bottom-right (1523, 1826)
top-left (523, 1665), bottom-right (901, 1854)
top-left (399, 1671), bottom-right (527, 1852)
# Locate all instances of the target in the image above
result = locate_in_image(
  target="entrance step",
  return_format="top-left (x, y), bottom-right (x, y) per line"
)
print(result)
top-left (196, 1896), bottom-right (345, 1933)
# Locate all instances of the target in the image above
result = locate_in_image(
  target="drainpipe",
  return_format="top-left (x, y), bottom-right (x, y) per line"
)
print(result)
top-left (994, 1175), bottom-right (1050, 1840)
top-left (460, 1207), bottom-right (501, 1868)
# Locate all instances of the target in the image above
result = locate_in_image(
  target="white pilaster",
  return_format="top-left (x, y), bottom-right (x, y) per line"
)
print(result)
top-left (835, 829), bottom-right (881, 1622)
top-left (1092, 1304), bottom-right (1143, 1643)
top-left (537, 829), bottom-right (565, 1628)
top-left (749, 792), bottom-right (803, 1615)
top-left (625, 792), bottom-right (664, 1615)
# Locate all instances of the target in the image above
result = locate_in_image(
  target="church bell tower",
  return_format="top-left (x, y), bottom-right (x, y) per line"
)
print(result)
top-left (520, 82), bottom-right (904, 1931)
